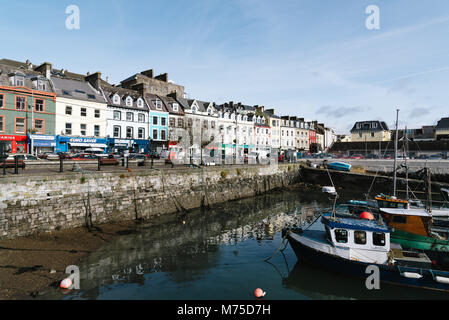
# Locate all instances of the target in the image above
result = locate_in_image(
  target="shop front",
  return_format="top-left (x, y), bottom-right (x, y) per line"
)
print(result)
top-left (28, 134), bottom-right (56, 155)
top-left (0, 134), bottom-right (28, 154)
top-left (107, 138), bottom-right (150, 154)
top-left (56, 136), bottom-right (108, 153)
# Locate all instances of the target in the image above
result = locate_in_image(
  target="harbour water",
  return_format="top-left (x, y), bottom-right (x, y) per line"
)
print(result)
top-left (39, 188), bottom-right (449, 300)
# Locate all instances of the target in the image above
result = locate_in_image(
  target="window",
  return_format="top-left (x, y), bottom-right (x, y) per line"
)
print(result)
top-left (187, 118), bottom-right (192, 127)
top-left (126, 127), bottom-right (133, 139)
top-left (16, 96), bottom-right (26, 110)
top-left (138, 128), bottom-right (145, 139)
top-left (203, 120), bottom-right (208, 128)
top-left (15, 76), bottom-right (24, 86)
top-left (207, 108), bottom-right (212, 115)
top-left (65, 123), bottom-right (72, 135)
top-left (334, 229), bottom-right (348, 243)
top-left (126, 112), bottom-right (133, 122)
top-left (15, 118), bottom-right (26, 133)
top-left (0, 94), bottom-right (4, 108)
top-left (392, 215), bottom-right (407, 224)
top-left (373, 232), bottom-right (386, 246)
top-left (0, 116), bottom-right (4, 132)
top-left (126, 97), bottom-right (133, 107)
top-left (65, 106), bottom-right (72, 115)
top-left (113, 126), bottom-right (121, 138)
top-left (113, 94), bottom-right (120, 105)
top-left (192, 106), bottom-right (197, 114)
top-left (138, 113), bottom-right (145, 123)
top-left (34, 119), bottom-right (44, 134)
top-left (372, 122), bottom-right (378, 128)
top-left (80, 124), bottom-right (87, 136)
top-left (161, 117), bottom-right (166, 126)
top-left (354, 231), bottom-right (367, 245)
top-left (37, 80), bottom-right (46, 91)
top-left (95, 109), bottom-right (100, 118)
top-left (211, 121), bottom-right (215, 129)
top-left (153, 116), bottom-right (158, 125)
top-left (169, 118), bottom-right (175, 126)
top-left (359, 132), bottom-right (362, 138)
top-left (153, 129), bottom-right (158, 140)
top-left (178, 118), bottom-right (184, 127)
top-left (161, 130), bottom-right (166, 140)
top-left (153, 99), bottom-right (162, 110)
top-left (81, 108), bottom-right (87, 117)
top-left (113, 110), bottom-right (121, 120)
top-left (172, 103), bottom-right (179, 111)
top-left (87, 94), bottom-right (95, 99)
top-left (94, 125), bottom-right (100, 137)
top-left (137, 98), bottom-right (143, 108)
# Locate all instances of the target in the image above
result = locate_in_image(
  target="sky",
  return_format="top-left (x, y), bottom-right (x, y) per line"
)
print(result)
top-left (1, 0), bottom-right (449, 134)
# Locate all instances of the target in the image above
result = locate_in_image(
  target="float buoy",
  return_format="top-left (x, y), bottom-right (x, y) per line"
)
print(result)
top-left (60, 278), bottom-right (72, 289)
top-left (254, 288), bottom-right (266, 298)
top-left (360, 212), bottom-right (374, 220)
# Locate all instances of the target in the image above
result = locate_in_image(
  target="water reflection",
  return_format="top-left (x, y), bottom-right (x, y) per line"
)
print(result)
top-left (37, 188), bottom-right (449, 300)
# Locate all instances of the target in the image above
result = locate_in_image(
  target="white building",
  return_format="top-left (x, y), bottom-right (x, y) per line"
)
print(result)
top-left (51, 73), bottom-right (108, 151)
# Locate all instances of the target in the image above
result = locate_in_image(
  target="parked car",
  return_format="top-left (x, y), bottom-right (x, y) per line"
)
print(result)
top-left (350, 154), bottom-right (364, 159)
top-left (146, 151), bottom-right (160, 159)
top-left (429, 154), bottom-right (443, 160)
top-left (365, 154), bottom-right (379, 159)
top-left (70, 153), bottom-right (97, 160)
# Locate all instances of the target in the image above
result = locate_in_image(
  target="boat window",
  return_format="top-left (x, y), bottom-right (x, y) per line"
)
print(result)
top-left (354, 231), bottom-right (367, 245)
top-left (373, 232), bottom-right (386, 246)
top-left (392, 215), bottom-right (407, 224)
top-left (334, 229), bottom-right (348, 243)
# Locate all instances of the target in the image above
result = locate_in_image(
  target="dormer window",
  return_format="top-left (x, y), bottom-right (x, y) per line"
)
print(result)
top-left (126, 97), bottom-right (133, 107)
top-left (172, 103), bottom-right (179, 112)
top-left (372, 122), bottom-right (378, 128)
top-left (192, 106), bottom-right (198, 114)
top-left (153, 99), bottom-right (162, 110)
top-left (231, 113), bottom-right (235, 120)
top-left (113, 94), bottom-right (120, 105)
top-left (207, 108), bottom-right (212, 115)
top-left (243, 115), bottom-right (248, 122)
top-left (137, 98), bottom-right (144, 108)
top-left (15, 75), bottom-right (25, 86)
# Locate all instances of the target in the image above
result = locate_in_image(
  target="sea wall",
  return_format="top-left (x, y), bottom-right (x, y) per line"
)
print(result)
top-left (0, 164), bottom-right (301, 239)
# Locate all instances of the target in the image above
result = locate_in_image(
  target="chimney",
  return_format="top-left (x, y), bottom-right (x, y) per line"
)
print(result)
top-left (155, 73), bottom-right (168, 82)
top-left (141, 69), bottom-right (153, 78)
top-left (34, 62), bottom-right (52, 79)
top-left (87, 71), bottom-right (91, 76)
top-left (229, 101), bottom-right (233, 107)
top-left (25, 59), bottom-right (33, 70)
top-left (85, 72), bottom-right (102, 90)
top-left (167, 91), bottom-right (178, 99)
top-left (106, 76), bottom-right (109, 83)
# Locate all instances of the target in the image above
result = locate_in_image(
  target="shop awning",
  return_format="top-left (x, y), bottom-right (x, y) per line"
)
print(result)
top-left (69, 143), bottom-right (107, 148)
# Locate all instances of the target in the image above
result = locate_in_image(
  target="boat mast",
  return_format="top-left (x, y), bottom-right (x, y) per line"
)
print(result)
top-left (404, 126), bottom-right (409, 201)
top-left (393, 109), bottom-right (399, 197)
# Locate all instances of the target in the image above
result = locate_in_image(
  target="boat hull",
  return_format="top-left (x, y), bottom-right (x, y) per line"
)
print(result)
top-left (287, 231), bottom-right (449, 292)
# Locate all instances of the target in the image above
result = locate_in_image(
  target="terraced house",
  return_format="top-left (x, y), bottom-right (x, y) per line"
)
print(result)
top-left (145, 93), bottom-right (169, 152)
top-left (0, 60), bottom-right (56, 154)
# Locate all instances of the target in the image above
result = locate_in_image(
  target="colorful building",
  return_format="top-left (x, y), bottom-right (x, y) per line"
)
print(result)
top-left (0, 61), bottom-right (56, 154)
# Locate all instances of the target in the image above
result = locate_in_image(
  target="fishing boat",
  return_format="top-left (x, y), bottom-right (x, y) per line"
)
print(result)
top-left (327, 162), bottom-right (351, 172)
top-left (283, 212), bottom-right (449, 292)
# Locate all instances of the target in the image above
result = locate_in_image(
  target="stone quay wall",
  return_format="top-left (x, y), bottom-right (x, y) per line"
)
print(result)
top-left (0, 164), bottom-right (301, 239)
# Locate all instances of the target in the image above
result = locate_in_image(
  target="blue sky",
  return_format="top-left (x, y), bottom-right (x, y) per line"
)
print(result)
top-left (1, 0), bottom-right (449, 133)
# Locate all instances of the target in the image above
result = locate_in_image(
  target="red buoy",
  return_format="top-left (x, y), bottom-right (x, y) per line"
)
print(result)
top-left (360, 212), bottom-right (374, 220)
top-left (254, 288), bottom-right (266, 298)
top-left (60, 278), bottom-right (72, 289)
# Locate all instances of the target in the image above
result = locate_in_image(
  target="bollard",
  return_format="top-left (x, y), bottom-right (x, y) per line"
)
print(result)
top-left (151, 157), bottom-right (154, 169)
top-left (2, 158), bottom-right (5, 175)
top-left (59, 155), bottom-right (64, 173)
top-left (14, 156), bottom-right (18, 174)
top-left (122, 158), bottom-right (125, 166)
top-left (98, 157), bottom-right (101, 171)
top-left (125, 156), bottom-right (129, 169)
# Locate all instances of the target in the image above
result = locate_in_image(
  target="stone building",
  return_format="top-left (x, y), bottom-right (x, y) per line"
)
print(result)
top-left (120, 69), bottom-right (184, 98)
top-left (350, 120), bottom-right (391, 142)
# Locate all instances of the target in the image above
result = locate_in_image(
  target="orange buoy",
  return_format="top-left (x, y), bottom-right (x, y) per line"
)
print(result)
top-left (60, 278), bottom-right (72, 289)
top-left (360, 212), bottom-right (374, 220)
top-left (254, 288), bottom-right (266, 298)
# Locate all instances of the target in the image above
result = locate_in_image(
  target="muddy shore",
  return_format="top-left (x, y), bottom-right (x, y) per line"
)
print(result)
top-left (0, 183), bottom-right (317, 300)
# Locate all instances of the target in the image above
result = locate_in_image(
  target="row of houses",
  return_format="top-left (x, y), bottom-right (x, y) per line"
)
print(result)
top-left (338, 119), bottom-right (449, 143)
top-left (0, 58), bottom-right (336, 157)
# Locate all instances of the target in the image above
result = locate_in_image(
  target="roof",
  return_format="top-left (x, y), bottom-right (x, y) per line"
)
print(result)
top-left (321, 213), bottom-right (390, 233)
top-left (436, 118), bottom-right (449, 130)
top-left (51, 76), bottom-right (105, 103)
top-left (158, 95), bottom-right (185, 115)
top-left (350, 120), bottom-right (389, 133)
top-left (378, 208), bottom-right (432, 218)
top-left (100, 85), bottom-right (149, 112)
top-left (144, 93), bottom-right (169, 113)
top-left (0, 62), bottom-right (55, 94)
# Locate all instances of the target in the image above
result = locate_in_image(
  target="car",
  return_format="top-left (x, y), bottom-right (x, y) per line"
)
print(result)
top-left (429, 154), bottom-right (443, 160)
top-left (70, 153), bottom-right (97, 160)
top-left (350, 154), bottom-right (364, 159)
top-left (146, 151), bottom-right (160, 159)
top-left (365, 154), bottom-right (379, 159)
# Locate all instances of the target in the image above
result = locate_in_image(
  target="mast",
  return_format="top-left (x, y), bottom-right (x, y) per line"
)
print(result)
top-left (393, 109), bottom-right (399, 197)
top-left (404, 126), bottom-right (408, 201)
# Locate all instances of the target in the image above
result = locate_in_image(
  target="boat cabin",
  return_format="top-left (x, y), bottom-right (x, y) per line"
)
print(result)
top-left (321, 214), bottom-right (390, 264)
top-left (379, 208), bottom-right (432, 237)
top-left (375, 194), bottom-right (408, 209)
